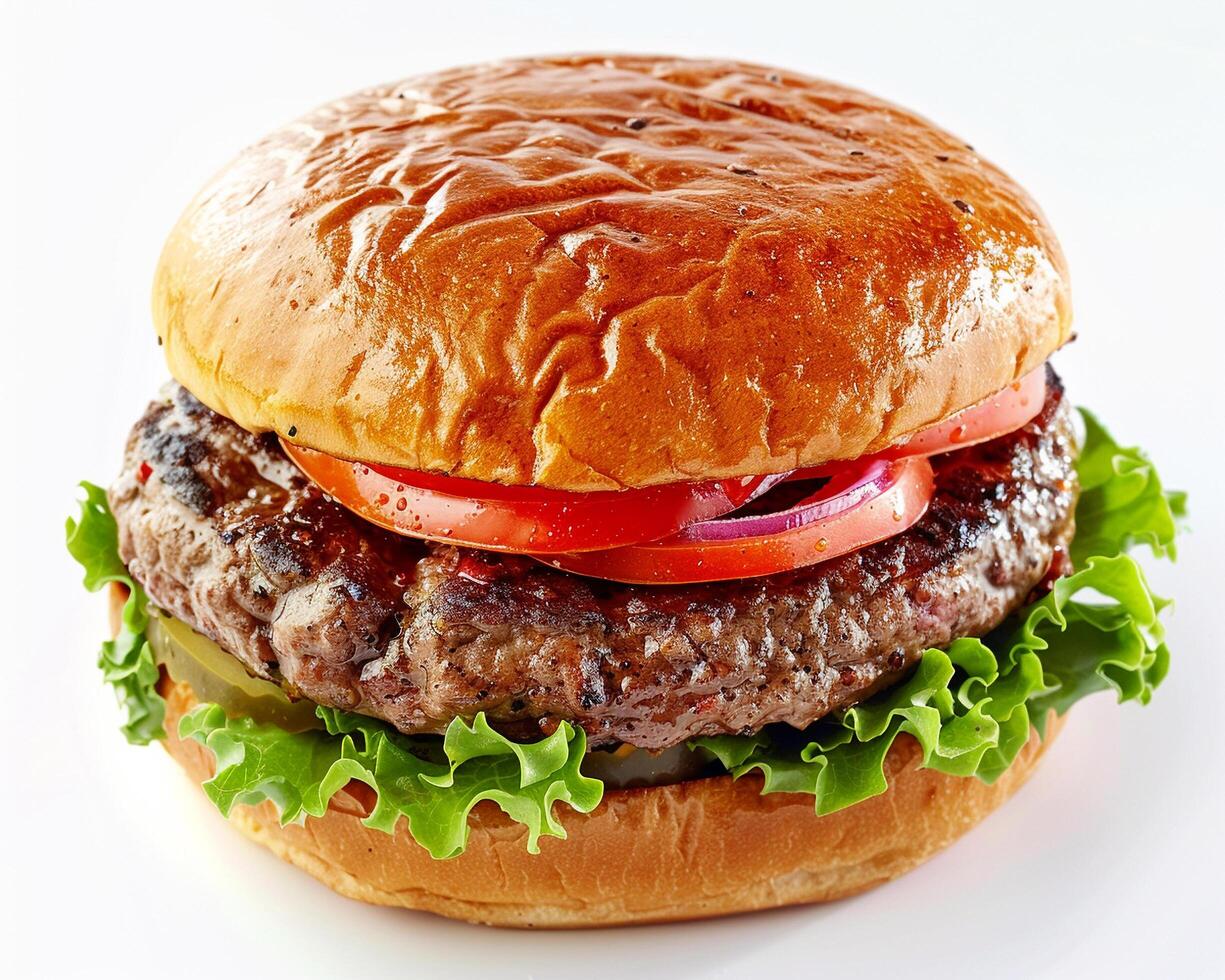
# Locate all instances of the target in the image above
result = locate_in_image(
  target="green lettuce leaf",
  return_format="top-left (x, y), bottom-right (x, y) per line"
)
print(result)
top-left (66, 485), bottom-right (601, 858)
top-left (180, 704), bottom-right (602, 859)
top-left (692, 408), bottom-right (1182, 815)
top-left (1070, 409), bottom-right (1186, 564)
top-left (67, 405), bottom-right (1182, 853)
top-left (66, 482), bottom-right (165, 744)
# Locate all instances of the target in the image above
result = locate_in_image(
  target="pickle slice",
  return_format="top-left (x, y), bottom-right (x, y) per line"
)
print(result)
top-left (150, 610), bottom-right (720, 781)
top-left (148, 611), bottom-right (322, 731)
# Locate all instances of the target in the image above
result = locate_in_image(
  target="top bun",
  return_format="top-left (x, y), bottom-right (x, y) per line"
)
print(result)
top-left (154, 54), bottom-right (1070, 490)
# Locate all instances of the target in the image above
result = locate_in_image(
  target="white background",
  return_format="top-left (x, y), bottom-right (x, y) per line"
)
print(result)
top-left (3, 1), bottom-right (1223, 977)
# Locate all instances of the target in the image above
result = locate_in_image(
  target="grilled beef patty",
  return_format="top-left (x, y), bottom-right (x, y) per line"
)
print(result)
top-left (109, 371), bottom-right (1077, 749)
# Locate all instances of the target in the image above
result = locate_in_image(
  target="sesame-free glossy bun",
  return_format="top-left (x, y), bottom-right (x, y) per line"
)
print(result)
top-left (124, 590), bottom-right (1063, 929)
top-left (158, 675), bottom-right (1061, 928)
top-left (154, 54), bottom-right (1070, 490)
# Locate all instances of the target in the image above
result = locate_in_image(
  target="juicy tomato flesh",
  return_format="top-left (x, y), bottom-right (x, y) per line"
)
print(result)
top-left (793, 366), bottom-right (1047, 480)
top-left (886, 366), bottom-right (1047, 457)
top-left (538, 456), bottom-right (935, 584)
top-left (283, 368), bottom-right (1041, 579)
top-left (280, 441), bottom-right (784, 555)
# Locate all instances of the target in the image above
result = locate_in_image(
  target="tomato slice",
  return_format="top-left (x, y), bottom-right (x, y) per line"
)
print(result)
top-left (280, 441), bottom-right (786, 554)
top-left (283, 370), bottom-right (1038, 565)
top-left (891, 366), bottom-right (1046, 457)
top-left (537, 457), bottom-right (935, 584)
top-left (792, 367), bottom-right (1047, 480)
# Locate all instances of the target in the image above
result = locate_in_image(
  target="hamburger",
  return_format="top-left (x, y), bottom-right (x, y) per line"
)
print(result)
top-left (67, 54), bottom-right (1183, 927)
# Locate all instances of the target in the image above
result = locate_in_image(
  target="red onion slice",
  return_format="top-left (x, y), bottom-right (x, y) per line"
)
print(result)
top-left (678, 460), bottom-right (897, 542)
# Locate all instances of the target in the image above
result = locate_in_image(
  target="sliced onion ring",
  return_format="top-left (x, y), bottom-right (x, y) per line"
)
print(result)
top-left (537, 456), bottom-right (935, 585)
top-left (680, 461), bottom-right (897, 541)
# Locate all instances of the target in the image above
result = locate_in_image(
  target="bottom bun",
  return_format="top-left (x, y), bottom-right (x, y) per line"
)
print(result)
top-left (117, 588), bottom-right (1063, 928)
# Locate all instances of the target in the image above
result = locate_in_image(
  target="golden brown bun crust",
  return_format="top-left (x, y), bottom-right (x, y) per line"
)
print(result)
top-left (154, 55), bottom-right (1071, 490)
top-left (118, 586), bottom-right (1063, 928)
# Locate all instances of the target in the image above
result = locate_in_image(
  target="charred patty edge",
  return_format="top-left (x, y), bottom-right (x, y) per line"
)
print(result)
top-left (110, 371), bottom-right (1078, 749)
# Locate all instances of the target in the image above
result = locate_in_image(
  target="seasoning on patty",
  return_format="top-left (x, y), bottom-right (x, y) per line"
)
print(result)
top-left (110, 372), bottom-right (1076, 748)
